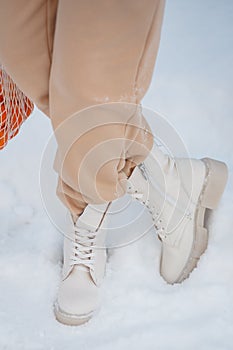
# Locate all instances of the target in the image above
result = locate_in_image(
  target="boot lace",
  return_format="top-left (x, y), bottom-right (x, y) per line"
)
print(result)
top-left (130, 163), bottom-right (193, 240)
top-left (69, 226), bottom-right (98, 269)
top-left (131, 190), bottom-right (166, 236)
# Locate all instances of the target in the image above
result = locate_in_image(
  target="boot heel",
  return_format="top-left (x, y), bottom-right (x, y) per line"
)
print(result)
top-left (201, 158), bottom-right (228, 209)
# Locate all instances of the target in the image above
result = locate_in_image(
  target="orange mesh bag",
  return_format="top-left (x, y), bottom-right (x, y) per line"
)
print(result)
top-left (0, 65), bottom-right (34, 150)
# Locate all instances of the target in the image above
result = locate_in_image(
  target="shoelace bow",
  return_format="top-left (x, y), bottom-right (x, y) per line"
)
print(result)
top-left (70, 226), bottom-right (98, 269)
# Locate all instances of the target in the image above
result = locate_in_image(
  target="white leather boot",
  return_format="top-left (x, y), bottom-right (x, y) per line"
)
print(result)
top-left (54, 203), bottom-right (110, 325)
top-left (127, 146), bottom-right (228, 284)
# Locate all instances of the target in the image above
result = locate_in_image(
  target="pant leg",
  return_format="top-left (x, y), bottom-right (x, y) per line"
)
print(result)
top-left (0, 0), bottom-right (58, 116)
top-left (50, 0), bottom-right (165, 216)
top-left (0, 0), bottom-right (165, 218)
top-left (50, 0), bottom-right (165, 126)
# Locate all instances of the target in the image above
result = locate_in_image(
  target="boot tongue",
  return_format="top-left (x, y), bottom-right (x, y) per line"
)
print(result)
top-left (76, 203), bottom-right (109, 232)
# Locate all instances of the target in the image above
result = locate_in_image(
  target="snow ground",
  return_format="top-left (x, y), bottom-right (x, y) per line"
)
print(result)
top-left (0, 1), bottom-right (233, 349)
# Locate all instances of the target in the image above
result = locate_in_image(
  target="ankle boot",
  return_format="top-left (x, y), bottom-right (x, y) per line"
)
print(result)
top-left (54, 203), bottom-right (110, 325)
top-left (127, 146), bottom-right (228, 284)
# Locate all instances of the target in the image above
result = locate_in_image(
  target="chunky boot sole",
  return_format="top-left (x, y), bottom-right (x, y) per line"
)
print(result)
top-left (54, 302), bottom-right (94, 326)
top-left (162, 158), bottom-right (228, 284)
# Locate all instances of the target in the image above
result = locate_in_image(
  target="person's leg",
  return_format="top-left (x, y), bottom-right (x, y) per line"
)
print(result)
top-left (50, 0), bottom-right (166, 326)
top-left (0, 0), bottom-right (58, 116)
top-left (50, 0), bottom-right (166, 217)
top-left (0, 0), bottom-right (165, 217)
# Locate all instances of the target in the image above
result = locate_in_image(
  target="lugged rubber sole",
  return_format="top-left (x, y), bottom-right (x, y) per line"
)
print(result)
top-left (54, 302), bottom-right (94, 326)
top-left (170, 158), bottom-right (228, 284)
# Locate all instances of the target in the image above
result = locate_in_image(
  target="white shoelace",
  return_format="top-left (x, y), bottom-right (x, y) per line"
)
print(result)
top-left (131, 190), bottom-right (192, 240)
top-left (130, 163), bottom-right (193, 238)
top-left (131, 191), bottom-right (166, 234)
top-left (69, 226), bottom-right (98, 269)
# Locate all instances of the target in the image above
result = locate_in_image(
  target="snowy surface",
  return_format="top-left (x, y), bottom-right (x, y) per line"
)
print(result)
top-left (0, 1), bottom-right (233, 349)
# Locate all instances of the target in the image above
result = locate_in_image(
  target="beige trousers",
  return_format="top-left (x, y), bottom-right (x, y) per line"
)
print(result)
top-left (0, 0), bottom-right (165, 216)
